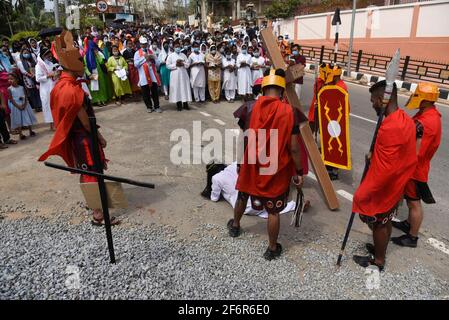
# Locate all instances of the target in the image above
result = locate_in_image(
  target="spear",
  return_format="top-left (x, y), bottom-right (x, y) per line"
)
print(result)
top-left (332, 8), bottom-right (341, 63)
top-left (336, 48), bottom-right (401, 266)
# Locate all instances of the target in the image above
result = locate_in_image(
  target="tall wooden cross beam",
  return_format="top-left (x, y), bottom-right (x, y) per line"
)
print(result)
top-left (261, 28), bottom-right (339, 210)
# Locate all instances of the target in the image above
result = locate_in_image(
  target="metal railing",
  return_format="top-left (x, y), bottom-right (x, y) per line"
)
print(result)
top-left (299, 45), bottom-right (449, 86)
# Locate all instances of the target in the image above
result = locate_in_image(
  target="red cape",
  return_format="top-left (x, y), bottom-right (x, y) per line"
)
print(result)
top-left (308, 78), bottom-right (325, 122)
top-left (412, 106), bottom-right (442, 182)
top-left (352, 109), bottom-right (417, 216)
top-left (38, 72), bottom-right (85, 167)
top-left (236, 96), bottom-right (296, 198)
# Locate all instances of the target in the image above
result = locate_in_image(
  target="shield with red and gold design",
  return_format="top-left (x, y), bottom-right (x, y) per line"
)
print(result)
top-left (317, 85), bottom-right (351, 170)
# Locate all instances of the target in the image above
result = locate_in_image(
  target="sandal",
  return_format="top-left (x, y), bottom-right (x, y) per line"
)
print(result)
top-left (5, 139), bottom-right (17, 144)
top-left (263, 243), bottom-right (283, 261)
top-left (0, 144), bottom-right (8, 150)
top-left (29, 131), bottom-right (36, 137)
top-left (227, 219), bottom-right (241, 238)
top-left (91, 216), bottom-right (121, 226)
top-left (365, 243), bottom-right (375, 255)
top-left (353, 255), bottom-right (384, 272)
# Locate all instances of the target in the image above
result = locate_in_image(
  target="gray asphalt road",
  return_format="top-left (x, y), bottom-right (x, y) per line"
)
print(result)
top-left (203, 74), bottom-right (448, 241)
top-left (301, 75), bottom-right (448, 240)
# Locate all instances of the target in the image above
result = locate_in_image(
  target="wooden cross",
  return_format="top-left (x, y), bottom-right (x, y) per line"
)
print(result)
top-left (260, 28), bottom-right (339, 210)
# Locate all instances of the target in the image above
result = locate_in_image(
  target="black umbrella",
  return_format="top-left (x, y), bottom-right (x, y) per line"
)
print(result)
top-left (113, 18), bottom-right (126, 23)
top-left (38, 27), bottom-right (63, 38)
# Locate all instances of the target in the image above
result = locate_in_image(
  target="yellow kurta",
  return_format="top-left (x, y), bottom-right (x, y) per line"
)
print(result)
top-left (106, 56), bottom-right (132, 98)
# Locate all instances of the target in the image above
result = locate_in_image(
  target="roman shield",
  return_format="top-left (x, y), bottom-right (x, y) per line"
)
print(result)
top-left (317, 85), bottom-right (351, 170)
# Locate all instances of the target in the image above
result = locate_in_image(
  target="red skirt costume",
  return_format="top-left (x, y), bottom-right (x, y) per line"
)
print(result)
top-left (404, 106), bottom-right (441, 203)
top-left (39, 72), bottom-right (106, 182)
top-left (235, 96), bottom-right (297, 213)
top-left (352, 109), bottom-right (417, 222)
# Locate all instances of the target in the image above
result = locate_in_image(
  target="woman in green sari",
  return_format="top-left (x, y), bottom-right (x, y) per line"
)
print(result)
top-left (106, 45), bottom-right (132, 105)
top-left (84, 40), bottom-right (112, 106)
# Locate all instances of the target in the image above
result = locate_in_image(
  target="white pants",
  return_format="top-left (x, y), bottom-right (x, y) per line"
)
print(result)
top-left (295, 84), bottom-right (302, 100)
top-left (163, 85), bottom-right (168, 96)
top-left (225, 89), bottom-right (235, 101)
top-left (193, 86), bottom-right (206, 102)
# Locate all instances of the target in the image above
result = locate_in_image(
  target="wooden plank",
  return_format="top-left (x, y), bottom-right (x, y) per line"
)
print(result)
top-left (260, 28), bottom-right (340, 210)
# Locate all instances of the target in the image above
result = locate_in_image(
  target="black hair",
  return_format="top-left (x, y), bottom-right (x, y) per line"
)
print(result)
top-left (263, 68), bottom-right (286, 78)
top-left (369, 80), bottom-right (397, 94)
top-left (369, 80), bottom-right (397, 99)
top-left (252, 84), bottom-right (261, 96)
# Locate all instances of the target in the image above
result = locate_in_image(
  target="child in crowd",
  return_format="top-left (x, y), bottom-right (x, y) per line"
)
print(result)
top-left (7, 73), bottom-right (37, 140)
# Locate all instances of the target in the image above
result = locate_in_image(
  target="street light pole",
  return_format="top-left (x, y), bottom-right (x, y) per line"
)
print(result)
top-left (347, 0), bottom-right (357, 77)
top-left (54, 0), bottom-right (60, 27)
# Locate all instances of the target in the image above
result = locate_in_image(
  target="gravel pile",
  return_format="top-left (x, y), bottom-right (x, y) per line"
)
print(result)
top-left (0, 215), bottom-right (448, 300)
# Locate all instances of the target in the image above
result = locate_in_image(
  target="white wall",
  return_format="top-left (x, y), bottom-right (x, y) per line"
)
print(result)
top-left (297, 16), bottom-right (327, 40)
top-left (279, 19), bottom-right (295, 38)
top-left (329, 11), bottom-right (368, 39)
top-left (370, 6), bottom-right (414, 38)
top-left (417, 2), bottom-right (449, 37)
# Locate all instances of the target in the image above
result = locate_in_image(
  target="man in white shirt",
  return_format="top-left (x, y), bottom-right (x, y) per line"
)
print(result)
top-left (211, 163), bottom-right (296, 219)
top-left (166, 40), bottom-right (192, 111)
top-left (236, 44), bottom-right (253, 100)
top-left (222, 48), bottom-right (237, 102)
top-left (188, 42), bottom-right (206, 103)
top-left (134, 36), bottom-right (162, 113)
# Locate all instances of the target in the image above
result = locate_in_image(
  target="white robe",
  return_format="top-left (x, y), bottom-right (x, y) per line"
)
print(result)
top-left (35, 57), bottom-right (57, 123)
top-left (166, 52), bottom-right (192, 103)
top-left (250, 56), bottom-right (266, 83)
top-left (188, 52), bottom-right (206, 88)
top-left (221, 57), bottom-right (237, 90)
top-left (210, 163), bottom-right (296, 219)
top-left (236, 53), bottom-right (253, 95)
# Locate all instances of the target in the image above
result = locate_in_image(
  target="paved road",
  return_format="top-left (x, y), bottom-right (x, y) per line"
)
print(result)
top-left (199, 74), bottom-right (448, 241)
top-left (0, 77), bottom-right (447, 296)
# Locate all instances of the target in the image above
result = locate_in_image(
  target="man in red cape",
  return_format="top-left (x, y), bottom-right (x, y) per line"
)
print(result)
top-left (308, 63), bottom-right (327, 126)
top-left (38, 30), bottom-right (118, 226)
top-left (352, 81), bottom-right (417, 271)
top-left (228, 68), bottom-right (305, 261)
top-left (392, 82), bottom-right (442, 247)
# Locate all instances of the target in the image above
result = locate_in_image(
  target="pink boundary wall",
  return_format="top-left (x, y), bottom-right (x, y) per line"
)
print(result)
top-left (291, 3), bottom-right (449, 63)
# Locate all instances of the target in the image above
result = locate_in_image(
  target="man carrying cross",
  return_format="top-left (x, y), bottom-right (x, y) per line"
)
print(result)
top-left (227, 68), bottom-right (305, 261)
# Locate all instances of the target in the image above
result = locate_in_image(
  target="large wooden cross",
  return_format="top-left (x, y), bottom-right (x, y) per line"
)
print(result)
top-left (261, 28), bottom-right (339, 210)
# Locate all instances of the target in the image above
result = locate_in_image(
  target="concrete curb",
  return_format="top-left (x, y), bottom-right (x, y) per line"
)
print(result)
top-left (304, 63), bottom-right (449, 105)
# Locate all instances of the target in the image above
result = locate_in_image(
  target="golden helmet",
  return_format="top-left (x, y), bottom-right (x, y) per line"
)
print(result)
top-left (325, 64), bottom-right (342, 84)
top-left (318, 63), bottom-right (327, 81)
top-left (406, 82), bottom-right (439, 110)
top-left (262, 68), bottom-right (286, 90)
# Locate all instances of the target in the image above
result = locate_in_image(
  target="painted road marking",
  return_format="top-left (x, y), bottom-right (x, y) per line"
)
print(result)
top-left (337, 189), bottom-right (354, 202)
top-left (214, 119), bottom-right (226, 126)
top-left (308, 172), bottom-right (317, 181)
top-left (350, 113), bottom-right (377, 124)
top-left (199, 111), bottom-right (211, 117)
top-left (427, 238), bottom-right (449, 256)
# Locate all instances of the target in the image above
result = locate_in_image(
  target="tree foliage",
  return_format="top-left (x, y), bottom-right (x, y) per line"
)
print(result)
top-left (264, 0), bottom-right (302, 20)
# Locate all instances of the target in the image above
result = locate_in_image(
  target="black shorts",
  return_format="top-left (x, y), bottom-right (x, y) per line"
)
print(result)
top-left (238, 190), bottom-right (290, 214)
top-left (404, 179), bottom-right (436, 204)
top-left (359, 209), bottom-right (397, 225)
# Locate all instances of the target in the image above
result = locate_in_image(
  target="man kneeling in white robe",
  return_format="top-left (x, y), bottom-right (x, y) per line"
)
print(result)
top-left (210, 163), bottom-right (296, 219)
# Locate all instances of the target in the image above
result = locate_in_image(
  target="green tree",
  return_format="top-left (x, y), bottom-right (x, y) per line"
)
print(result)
top-left (264, 0), bottom-right (302, 20)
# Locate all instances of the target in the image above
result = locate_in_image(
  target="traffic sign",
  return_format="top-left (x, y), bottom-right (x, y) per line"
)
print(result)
top-left (96, 0), bottom-right (108, 13)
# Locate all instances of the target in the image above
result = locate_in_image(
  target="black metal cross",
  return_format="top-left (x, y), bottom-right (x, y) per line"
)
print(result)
top-left (44, 117), bottom-right (155, 264)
